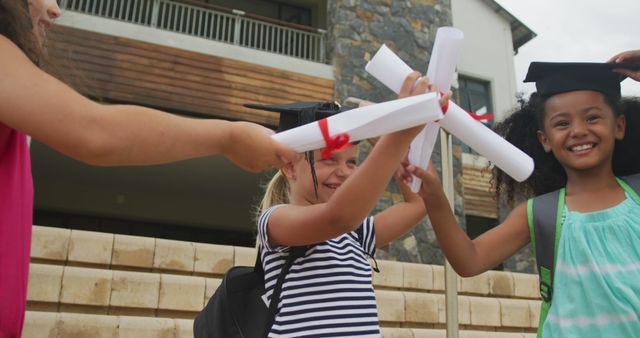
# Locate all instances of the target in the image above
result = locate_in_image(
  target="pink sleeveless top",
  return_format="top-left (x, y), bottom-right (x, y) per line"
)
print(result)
top-left (0, 123), bottom-right (33, 337)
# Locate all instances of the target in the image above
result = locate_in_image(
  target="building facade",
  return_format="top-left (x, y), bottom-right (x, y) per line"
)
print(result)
top-left (34, 0), bottom-right (534, 271)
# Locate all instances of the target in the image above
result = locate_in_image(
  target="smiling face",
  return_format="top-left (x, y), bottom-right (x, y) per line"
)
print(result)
top-left (28, 0), bottom-right (61, 45)
top-left (537, 90), bottom-right (625, 175)
top-left (284, 146), bottom-right (358, 205)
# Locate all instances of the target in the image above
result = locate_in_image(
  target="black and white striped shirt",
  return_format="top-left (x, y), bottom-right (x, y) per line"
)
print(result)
top-left (258, 206), bottom-right (380, 338)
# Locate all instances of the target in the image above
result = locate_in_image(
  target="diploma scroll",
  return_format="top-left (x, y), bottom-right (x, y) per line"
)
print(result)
top-left (408, 27), bottom-right (464, 191)
top-left (441, 102), bottom-right (534, 182)
top-left (366, 38), bottom-right (534, 183)
top-left (366, 28), bottom-right (465, 191)
top-left (365, 44), bottom-right (414, 94)
top-left (408, 123), bottom-right (440, 184)
top-left (425, 27), bottom-right (464, 92)
top-left (272, 93), bottom-right (444, 153)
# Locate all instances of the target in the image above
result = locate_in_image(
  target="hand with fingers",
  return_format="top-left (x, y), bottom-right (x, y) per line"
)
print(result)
top-left (608, 50), bottom-right (640, 81)
top-left (222, 121), bottom-right (297, 172)
top-left (394, 151), bottom-right (414, 186)
top-left (404, 161), bottom-right (443, 204)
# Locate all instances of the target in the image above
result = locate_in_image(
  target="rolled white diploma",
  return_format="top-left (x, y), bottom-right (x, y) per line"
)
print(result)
top-left (364, 29), bottom-right (462, 102)
top-left (408, 123), bottom-right (440, 189)
top-left (365, 44), bottom-right (415, 94)
top-left (272, 93), bottom-right (443, 153)
top-left (366, 39), bottom-right (459, 191)
top-left (408, 27), bottom-right (464, 191)
top-left (365, 38), bottom-right (534, 184)
top-left (440, 102), bottom-right (534, 182)
top-left (425, 27), bottom-right (464, 92)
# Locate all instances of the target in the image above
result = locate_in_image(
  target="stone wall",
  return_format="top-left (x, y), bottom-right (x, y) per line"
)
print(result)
top-left (328, 0), bottom-right (452, 104)
top-left (327, 0), bottom-right (465, 265)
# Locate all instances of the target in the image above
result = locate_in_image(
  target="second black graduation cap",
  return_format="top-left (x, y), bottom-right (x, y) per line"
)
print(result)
top-left (523, 62), bottom-right (640, 98)
top-left (244, 101), bottom-right (344, 132)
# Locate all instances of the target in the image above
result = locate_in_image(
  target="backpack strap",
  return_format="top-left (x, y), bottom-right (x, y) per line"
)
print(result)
top-left (527, 188), bottom-right (565, 337)
top-left (356, 225), bottom-right (364, 244)
top-left (619, 173), bottom-right (640, 202)
top-left (355, 223), bottom-right (380, 273)
top-left (261, 246), bottom-right (307, 338)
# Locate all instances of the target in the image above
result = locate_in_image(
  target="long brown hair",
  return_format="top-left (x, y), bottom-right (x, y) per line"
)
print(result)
top-left (0, 0), bottom-right (42, 65)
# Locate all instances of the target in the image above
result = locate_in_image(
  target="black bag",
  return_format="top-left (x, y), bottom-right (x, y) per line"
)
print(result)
top-left (193, 246), bottom-right (306, 338)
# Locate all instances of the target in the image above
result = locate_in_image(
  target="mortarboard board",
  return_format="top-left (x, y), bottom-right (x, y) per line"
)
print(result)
top-left (244, 101), bottom-right (344, 132)
top-left (523, 62), bottom-right (640, 98)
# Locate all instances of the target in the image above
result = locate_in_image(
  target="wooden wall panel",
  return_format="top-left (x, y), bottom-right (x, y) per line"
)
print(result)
top-left (462, 164), bottom-right (498, 219)
top-left (47, 25), bottom-right (334, 126)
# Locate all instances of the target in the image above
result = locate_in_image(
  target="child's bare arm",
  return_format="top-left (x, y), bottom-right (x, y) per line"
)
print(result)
top-left (267, 119), bottom-right (425, 247)
top-left (408, 164), bottom-right (530, 277)
top-left (0, 37), bottom-right (296, 170)
top-left (373, 176), bottom-right (427, 248)
top-left (266, 73), bottom-right (432, 247)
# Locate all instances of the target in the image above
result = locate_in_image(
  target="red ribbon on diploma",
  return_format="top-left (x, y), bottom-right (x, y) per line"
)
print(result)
top-left (439, 92), bottom-right (450, 114)
top-left (317, 118), bottom-right (352, 160)
top-left (439, 92), bottom-right (494, 121)
top-left (467, 112), bottom-right (494, 121)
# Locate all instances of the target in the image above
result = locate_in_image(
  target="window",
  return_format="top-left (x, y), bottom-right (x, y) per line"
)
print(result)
top-left (457, 76), bottom-right (494, 153)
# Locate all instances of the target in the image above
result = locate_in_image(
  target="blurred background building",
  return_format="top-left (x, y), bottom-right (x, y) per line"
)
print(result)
top-left (35, 0), bottom-right (534, 269)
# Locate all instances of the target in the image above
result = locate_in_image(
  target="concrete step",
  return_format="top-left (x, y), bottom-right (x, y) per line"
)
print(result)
top-left (23, 311), bottom-right (192, 338)
top-left (28, 263), bottom-right (219, 317)
top-left (23, 311), bottom-right (537, 338)
top-left (31, 226), bottom-right (542, 299)
top-left (27, 262), bottom-right (540, 331)
top-left (28, 225), bottom-right (541, 335)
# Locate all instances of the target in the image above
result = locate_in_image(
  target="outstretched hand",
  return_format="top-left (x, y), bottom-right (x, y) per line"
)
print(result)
top-left (395, 152), bottom-right (413, 185)
top-left (223, 121), bottom-right (297, 172)
top-left (398, 71), bottom-right (430, 99)
top-left (394, 73), bottom-right (451, 186)
top-left (404, 161), bottom-right (443, 201)
top-left (608, 50), bottom-right (640, 81)
top-left (439, 91), bottom-right (453, 109)
top-left (363, 72), bottom-right (453, 171)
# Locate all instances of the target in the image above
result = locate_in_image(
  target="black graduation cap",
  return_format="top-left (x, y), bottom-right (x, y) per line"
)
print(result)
top-left (244, 101), bottom-right (344, 132)
top-left (523, 62), bottom-right (640, 98)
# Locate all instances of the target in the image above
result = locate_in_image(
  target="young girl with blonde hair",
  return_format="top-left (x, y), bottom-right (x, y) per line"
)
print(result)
top-left (250, 74), bottom-right (449, 337)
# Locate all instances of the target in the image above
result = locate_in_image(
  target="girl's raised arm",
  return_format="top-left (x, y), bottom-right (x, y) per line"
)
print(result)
top-left (408, 164), bottom-right (530, 277)
top-left (373, 175), bottom-right (427, 249)
top-left (266, 73), bottom-right (433, 247)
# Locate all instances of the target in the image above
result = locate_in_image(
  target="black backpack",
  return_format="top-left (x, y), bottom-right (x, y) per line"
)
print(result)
top-left (527, 173), bottom-right (640, 337)
top-left (193, 246), bottom-right (307, 338)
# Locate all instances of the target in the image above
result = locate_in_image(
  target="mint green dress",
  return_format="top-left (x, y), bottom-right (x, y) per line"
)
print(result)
top-left (541, 192), bottom-right (640, 337)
